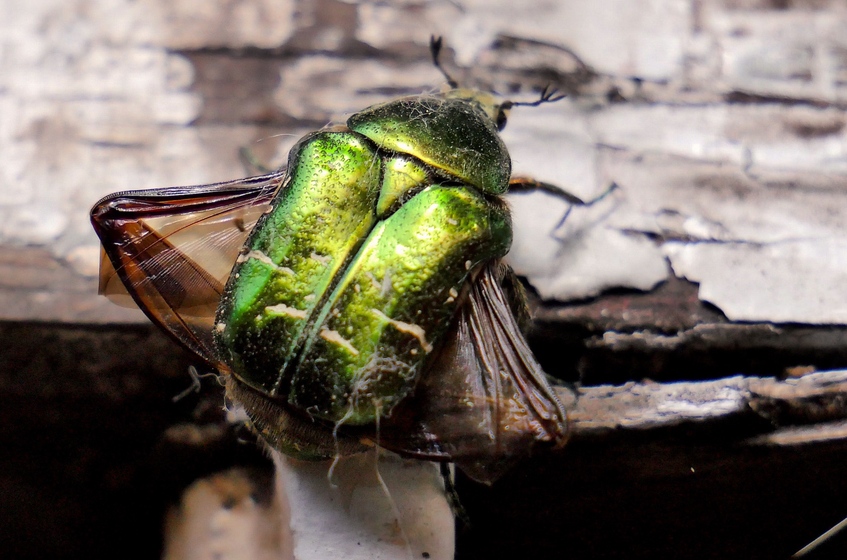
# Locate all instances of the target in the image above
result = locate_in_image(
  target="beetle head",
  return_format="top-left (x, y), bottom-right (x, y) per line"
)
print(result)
top-left (430, 36), bottom-right (565, 132)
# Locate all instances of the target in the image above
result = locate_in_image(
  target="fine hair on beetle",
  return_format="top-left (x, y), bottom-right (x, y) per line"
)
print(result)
top-left (316, 37), bottom-right (571, 468)
top-left (313, 38), bottom-right (570, 496)
top-left (91, 32), bottom-right (572, 503)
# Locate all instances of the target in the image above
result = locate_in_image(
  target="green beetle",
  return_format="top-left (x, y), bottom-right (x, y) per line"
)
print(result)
top-left (91, 41), bottom-right (568, 483)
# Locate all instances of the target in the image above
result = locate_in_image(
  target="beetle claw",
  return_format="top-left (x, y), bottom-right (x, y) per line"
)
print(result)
top-left (510, 85), bottom-right (566, 108)
top-left (430, 35), bottom-right (443, 59)
top-left (540, 86), bottom-right (566, 103)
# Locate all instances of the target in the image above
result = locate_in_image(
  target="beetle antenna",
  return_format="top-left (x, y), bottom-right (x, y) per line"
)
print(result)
top-left (430, 35), bottom-right (459, 89)
top-left (503, 85), bottom-right (566, 109)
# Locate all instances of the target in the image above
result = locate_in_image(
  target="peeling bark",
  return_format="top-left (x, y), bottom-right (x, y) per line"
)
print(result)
top-left (564, 370), bottom-right (847, 439)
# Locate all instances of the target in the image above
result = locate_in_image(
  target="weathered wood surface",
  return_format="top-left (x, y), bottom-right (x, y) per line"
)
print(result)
top-left (2, 1), bottom-right (847, 559)
top-left (4, 323), bottom-right (847, 558)
top-left (568, 369), bottom-right (847, 437)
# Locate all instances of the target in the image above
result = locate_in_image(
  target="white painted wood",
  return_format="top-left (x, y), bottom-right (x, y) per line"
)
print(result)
top-left (3, 0), bottom-right (845, 325)
top-left (273, 451), bottom-right (454, 560)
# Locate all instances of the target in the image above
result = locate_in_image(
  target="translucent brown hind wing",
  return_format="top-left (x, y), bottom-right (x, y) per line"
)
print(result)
top-left (381, 261), bottom-right (568, 484)
top-left (90, 171), bottom-right (286, 366)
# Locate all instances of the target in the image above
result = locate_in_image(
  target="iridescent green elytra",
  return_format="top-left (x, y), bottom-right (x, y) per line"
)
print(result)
top-left (213, 92), bottom-right (513, 428)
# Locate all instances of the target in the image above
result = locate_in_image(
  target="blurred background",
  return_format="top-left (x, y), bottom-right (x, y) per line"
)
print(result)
top-left (2, 1), bottom-right (847, 558)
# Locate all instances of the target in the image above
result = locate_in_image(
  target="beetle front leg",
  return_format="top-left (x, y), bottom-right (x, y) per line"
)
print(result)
top-left (509, 177), bottom-right (620, 233)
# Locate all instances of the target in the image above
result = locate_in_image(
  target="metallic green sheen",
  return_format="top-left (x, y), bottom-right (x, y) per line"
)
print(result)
top-left (348, 95), bottom-right (511, 195)
top-left (216, 94), bottom-right (514, 431)
top-left (290, 185), bottom-right (511, 424)
top-left (214, 131), bottom-right (381, 393)
top-left (375, 156), bottom-right (429, 218)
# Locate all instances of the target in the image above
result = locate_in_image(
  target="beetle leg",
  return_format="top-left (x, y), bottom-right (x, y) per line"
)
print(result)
top-left (439, 463), bottom-right (470, 528)
top-left (509, 177), bottom-right (620, 233)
